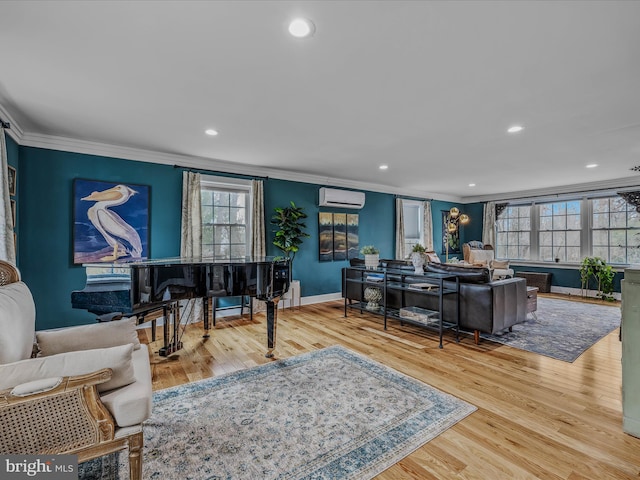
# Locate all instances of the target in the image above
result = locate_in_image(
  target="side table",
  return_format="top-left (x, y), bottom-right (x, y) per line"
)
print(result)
top-left (527, 286), bottom-right (538, 320)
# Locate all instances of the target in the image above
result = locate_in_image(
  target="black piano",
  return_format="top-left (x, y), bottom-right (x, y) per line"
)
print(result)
top-left (71, 256), bottom-right (290, 357)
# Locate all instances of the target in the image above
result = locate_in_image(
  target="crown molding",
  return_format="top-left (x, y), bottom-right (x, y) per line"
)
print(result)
top-left (0, 104), bottom-right (24, 143)
top-left (460, 176), bottom-right (640, 204)
top-left (17, 131), bottom-right (461, 202)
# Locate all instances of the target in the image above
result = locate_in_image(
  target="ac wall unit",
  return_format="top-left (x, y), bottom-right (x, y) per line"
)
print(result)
top-left (318, 188), bottom-right (365, 209)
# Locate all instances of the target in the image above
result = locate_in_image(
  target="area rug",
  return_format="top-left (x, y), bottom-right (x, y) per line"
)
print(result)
top-left (80, 345), bottom-right (475, 480)
top-left (480, 296), bottom-right (621, 362)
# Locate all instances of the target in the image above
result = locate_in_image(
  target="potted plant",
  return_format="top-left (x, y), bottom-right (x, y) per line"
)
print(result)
top-left (410, 243), bottom-right (426, 274)
top-left (271, 201), bottom-right (310, 274)
top-left (360, 245), bottom-right (380, 270)
top-left (579, 256), bottom-right (615, 301)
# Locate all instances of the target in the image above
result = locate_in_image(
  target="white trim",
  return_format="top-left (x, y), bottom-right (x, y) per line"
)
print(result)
top-left (550, 285), bottom-right (621, 301)
top-left (300, 292), bottom-right (343, 305)
top-left (5, 103), bottom-right (638, 204)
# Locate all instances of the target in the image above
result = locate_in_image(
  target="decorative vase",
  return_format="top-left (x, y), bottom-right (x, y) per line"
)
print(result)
top-left (364, 254), bottom-right (379, 270)
top-left (364, 286), bottom-right (382, 311)
top-left (411, 252), bottom-right (425, 274)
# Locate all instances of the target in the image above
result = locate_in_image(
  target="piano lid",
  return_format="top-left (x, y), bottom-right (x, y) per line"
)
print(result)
top-left (82, 255), bottom-right (291, 269)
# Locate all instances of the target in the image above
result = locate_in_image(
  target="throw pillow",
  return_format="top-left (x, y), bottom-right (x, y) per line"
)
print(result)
top-left (0, 343), bottom-right (135, 393)
top-left (491, 259), bottom-right (509, 269)
top-left (36, 316), bottom-right (140, 356)
top-left (0, 281), bottom-right (36, 364)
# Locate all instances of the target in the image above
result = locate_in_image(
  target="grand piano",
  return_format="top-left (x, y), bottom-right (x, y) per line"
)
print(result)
top-left (71, 256), bottom-right (290, 357)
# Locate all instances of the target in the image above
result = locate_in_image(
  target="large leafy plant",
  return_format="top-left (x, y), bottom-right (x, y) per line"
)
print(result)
top-left (271, 201), bottom-right (310, 264)
top-left (579, 256), bottom-right (615, 301)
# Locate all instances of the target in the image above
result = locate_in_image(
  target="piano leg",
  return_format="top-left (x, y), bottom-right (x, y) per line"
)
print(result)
top-left (159, 302), bottom-right (183, 357)
top-left (203, 297), bottom-right (210, 338)
top-left (265, 299), bottom-right (278, 358)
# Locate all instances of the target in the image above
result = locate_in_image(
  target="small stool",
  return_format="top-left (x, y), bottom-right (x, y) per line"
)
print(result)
top-left (281, 280), bottom-right (301, 309)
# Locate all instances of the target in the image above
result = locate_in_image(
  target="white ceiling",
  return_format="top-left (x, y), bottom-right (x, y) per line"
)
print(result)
top-left (1, 0), bottom-right (640, 202)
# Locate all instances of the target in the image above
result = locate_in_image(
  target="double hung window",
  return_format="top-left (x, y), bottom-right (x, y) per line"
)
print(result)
top-left (200, 177), bottom-right (251, 259)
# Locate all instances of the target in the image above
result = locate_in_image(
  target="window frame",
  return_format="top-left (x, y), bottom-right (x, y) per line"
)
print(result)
top-left (200, 175), bottom-right (252, 259)
top-left (402, 200), bottom-right (424, 253)
top-left (494, 192), bottom-right (638, 266)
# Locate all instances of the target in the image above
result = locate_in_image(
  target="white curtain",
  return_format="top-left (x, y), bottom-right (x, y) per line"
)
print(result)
top-left (180, 171), bottom-right (202, 323)
top-left (250, 179), bottom-right (266, 258)
top-left (395, 197), bottom-right (405, 260)
top-left (250, 179), bottom-right (267, 312)
top-left (423, 200), bottom-right (433, 251)
top-left (180, 171), bottom-right (202, 258)
top-left (482, 201), bottom-right (496, 247)
top-left (0, 127), bottom-right (16, 263)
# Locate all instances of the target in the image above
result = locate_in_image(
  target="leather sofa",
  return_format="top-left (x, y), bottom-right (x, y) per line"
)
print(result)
top-left (344, 259), bottom-right (527, 344)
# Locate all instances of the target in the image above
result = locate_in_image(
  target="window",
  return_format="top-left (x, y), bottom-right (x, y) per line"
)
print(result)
top-left (403, 201), bottom-right (424, 253)
top-left (494, 194), bottom-right (639, 265)
top-left (200, 177), bottom-right (251, 259)
top-left (539, 201), bottom-right (581, 262)
top-left (495, 206), bottom-right (531, 260)
top-left (592, 197), bottom-right (640, 264)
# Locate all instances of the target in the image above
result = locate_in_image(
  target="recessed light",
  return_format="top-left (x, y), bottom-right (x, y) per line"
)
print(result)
top-left (507, 125), bottom-right (524, 133)
top-left (205, 129), bottom-right (218, 136)
top-left (468, 183), bottom-right (476, 187)
top-left (379, 164), bottom-right (389, 170)
top-left (288, 18), bottom-right (315, 38)
top-left (586, 164), bottom-right (598, 168)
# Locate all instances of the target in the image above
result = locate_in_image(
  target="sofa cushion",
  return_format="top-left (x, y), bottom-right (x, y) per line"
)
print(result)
top-left (425, 262), bottom-right (491, 284)
top-left (36, 317), bottom-right (140, 356)
top-left (0, 282), bottom-right (36, 364)
top-left (468, 249), bottom-right (494, 266)
top-left (0, 343), bottom-right (135, 393)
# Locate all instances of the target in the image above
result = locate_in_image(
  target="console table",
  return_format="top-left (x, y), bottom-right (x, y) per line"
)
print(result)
top-left (342, 267), bottom-right (460, 348)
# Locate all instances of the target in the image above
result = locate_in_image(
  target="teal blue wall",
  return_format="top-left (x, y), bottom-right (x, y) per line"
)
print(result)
top-left (431, 200), bottom-right (483, 260)
top-left (14, 145), bottom-right (399, 329)
top-left (17, 146), bottom-right (182, 329)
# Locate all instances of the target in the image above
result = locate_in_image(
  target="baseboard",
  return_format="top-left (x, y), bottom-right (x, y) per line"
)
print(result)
top-left (550, 285), bottom-right (621, 301)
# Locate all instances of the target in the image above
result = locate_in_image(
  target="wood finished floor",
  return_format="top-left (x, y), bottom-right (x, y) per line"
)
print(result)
top-left (137, 295), bottom-right (639, 479)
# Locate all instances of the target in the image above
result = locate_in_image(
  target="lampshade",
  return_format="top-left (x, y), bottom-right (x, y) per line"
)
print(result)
top-left (447, 223), bottom-right (457, 233)
top-left (449, 207), bottom-right (460, 218)
top-left (459, 214), bottom-right (470, 224)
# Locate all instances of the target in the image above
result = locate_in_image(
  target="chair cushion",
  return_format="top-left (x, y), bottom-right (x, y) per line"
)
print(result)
top-left (100, 345), bottom-right (152, 427)
top-left (0, 343), bottom-right (135, 393)
top-left (0, 282), bottom-right (36, 364)
top-left (36, 317), bottom-right (141, 356)
top-left (491, 259), bottom-right (509, 269)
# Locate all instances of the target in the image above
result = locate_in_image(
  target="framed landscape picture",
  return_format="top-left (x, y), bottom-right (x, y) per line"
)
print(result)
top-left (346, 214), bottom-right (359, 260)
top-left (333, 213), bottom-right (347, 261)
top-left (319, 212), bottom-right (333, 262)
top-left (73, 179), bottom-right (149, 264)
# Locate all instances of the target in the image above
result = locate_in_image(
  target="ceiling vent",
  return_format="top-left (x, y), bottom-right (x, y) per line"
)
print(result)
top-left (318, 188), bottom-right (365, 209)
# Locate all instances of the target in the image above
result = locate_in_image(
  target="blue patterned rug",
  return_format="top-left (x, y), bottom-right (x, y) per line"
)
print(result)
top-left (480, 296), bottom-right (621, 362)
top-left (80, 345), bottom-right (475, 479)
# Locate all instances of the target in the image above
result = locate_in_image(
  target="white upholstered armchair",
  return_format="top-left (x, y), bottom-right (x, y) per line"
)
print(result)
top-left (0, 260), bottom-right (151, 480)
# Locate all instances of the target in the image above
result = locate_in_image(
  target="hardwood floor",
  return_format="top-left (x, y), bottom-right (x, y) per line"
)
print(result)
top-left (137, 295), bottom-right (639, 479)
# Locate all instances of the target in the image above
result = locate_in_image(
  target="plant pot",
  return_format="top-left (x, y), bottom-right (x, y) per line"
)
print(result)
top-left (364, 254), bottom-right (379, 270)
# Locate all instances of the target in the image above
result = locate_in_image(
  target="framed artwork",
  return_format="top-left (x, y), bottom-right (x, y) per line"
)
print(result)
top-left (319, 212), bottom-right (333, 262)
top-left (8, 166), bottom-right (16, 196)
top-left (73, 179), bottom-right (150, 264)
top-left (333, 213), bottom-right (347, 261)
top-left (442, 210), bottom-right (460, 254)
top-left (346, 214), bottom-right (359, 260)
top-left (318, 212), bottom-right (359, 262)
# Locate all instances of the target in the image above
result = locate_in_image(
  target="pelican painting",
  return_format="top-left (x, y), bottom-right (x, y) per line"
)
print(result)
top-left (74, 179), bottom-right (149, 264)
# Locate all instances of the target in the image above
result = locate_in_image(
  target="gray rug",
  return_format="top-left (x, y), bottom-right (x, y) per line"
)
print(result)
top-left (480, 296), bottom-right (621, 362)
top-left (80, 345), bottom-right (475, 479)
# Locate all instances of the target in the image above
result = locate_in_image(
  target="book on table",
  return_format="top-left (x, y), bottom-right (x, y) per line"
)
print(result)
top-left (407, 282), bottom-right (439, 291)
top-left (366, 273), bottom-right (384, 282)
top-left (399, 306), bottom-right (439, 324)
